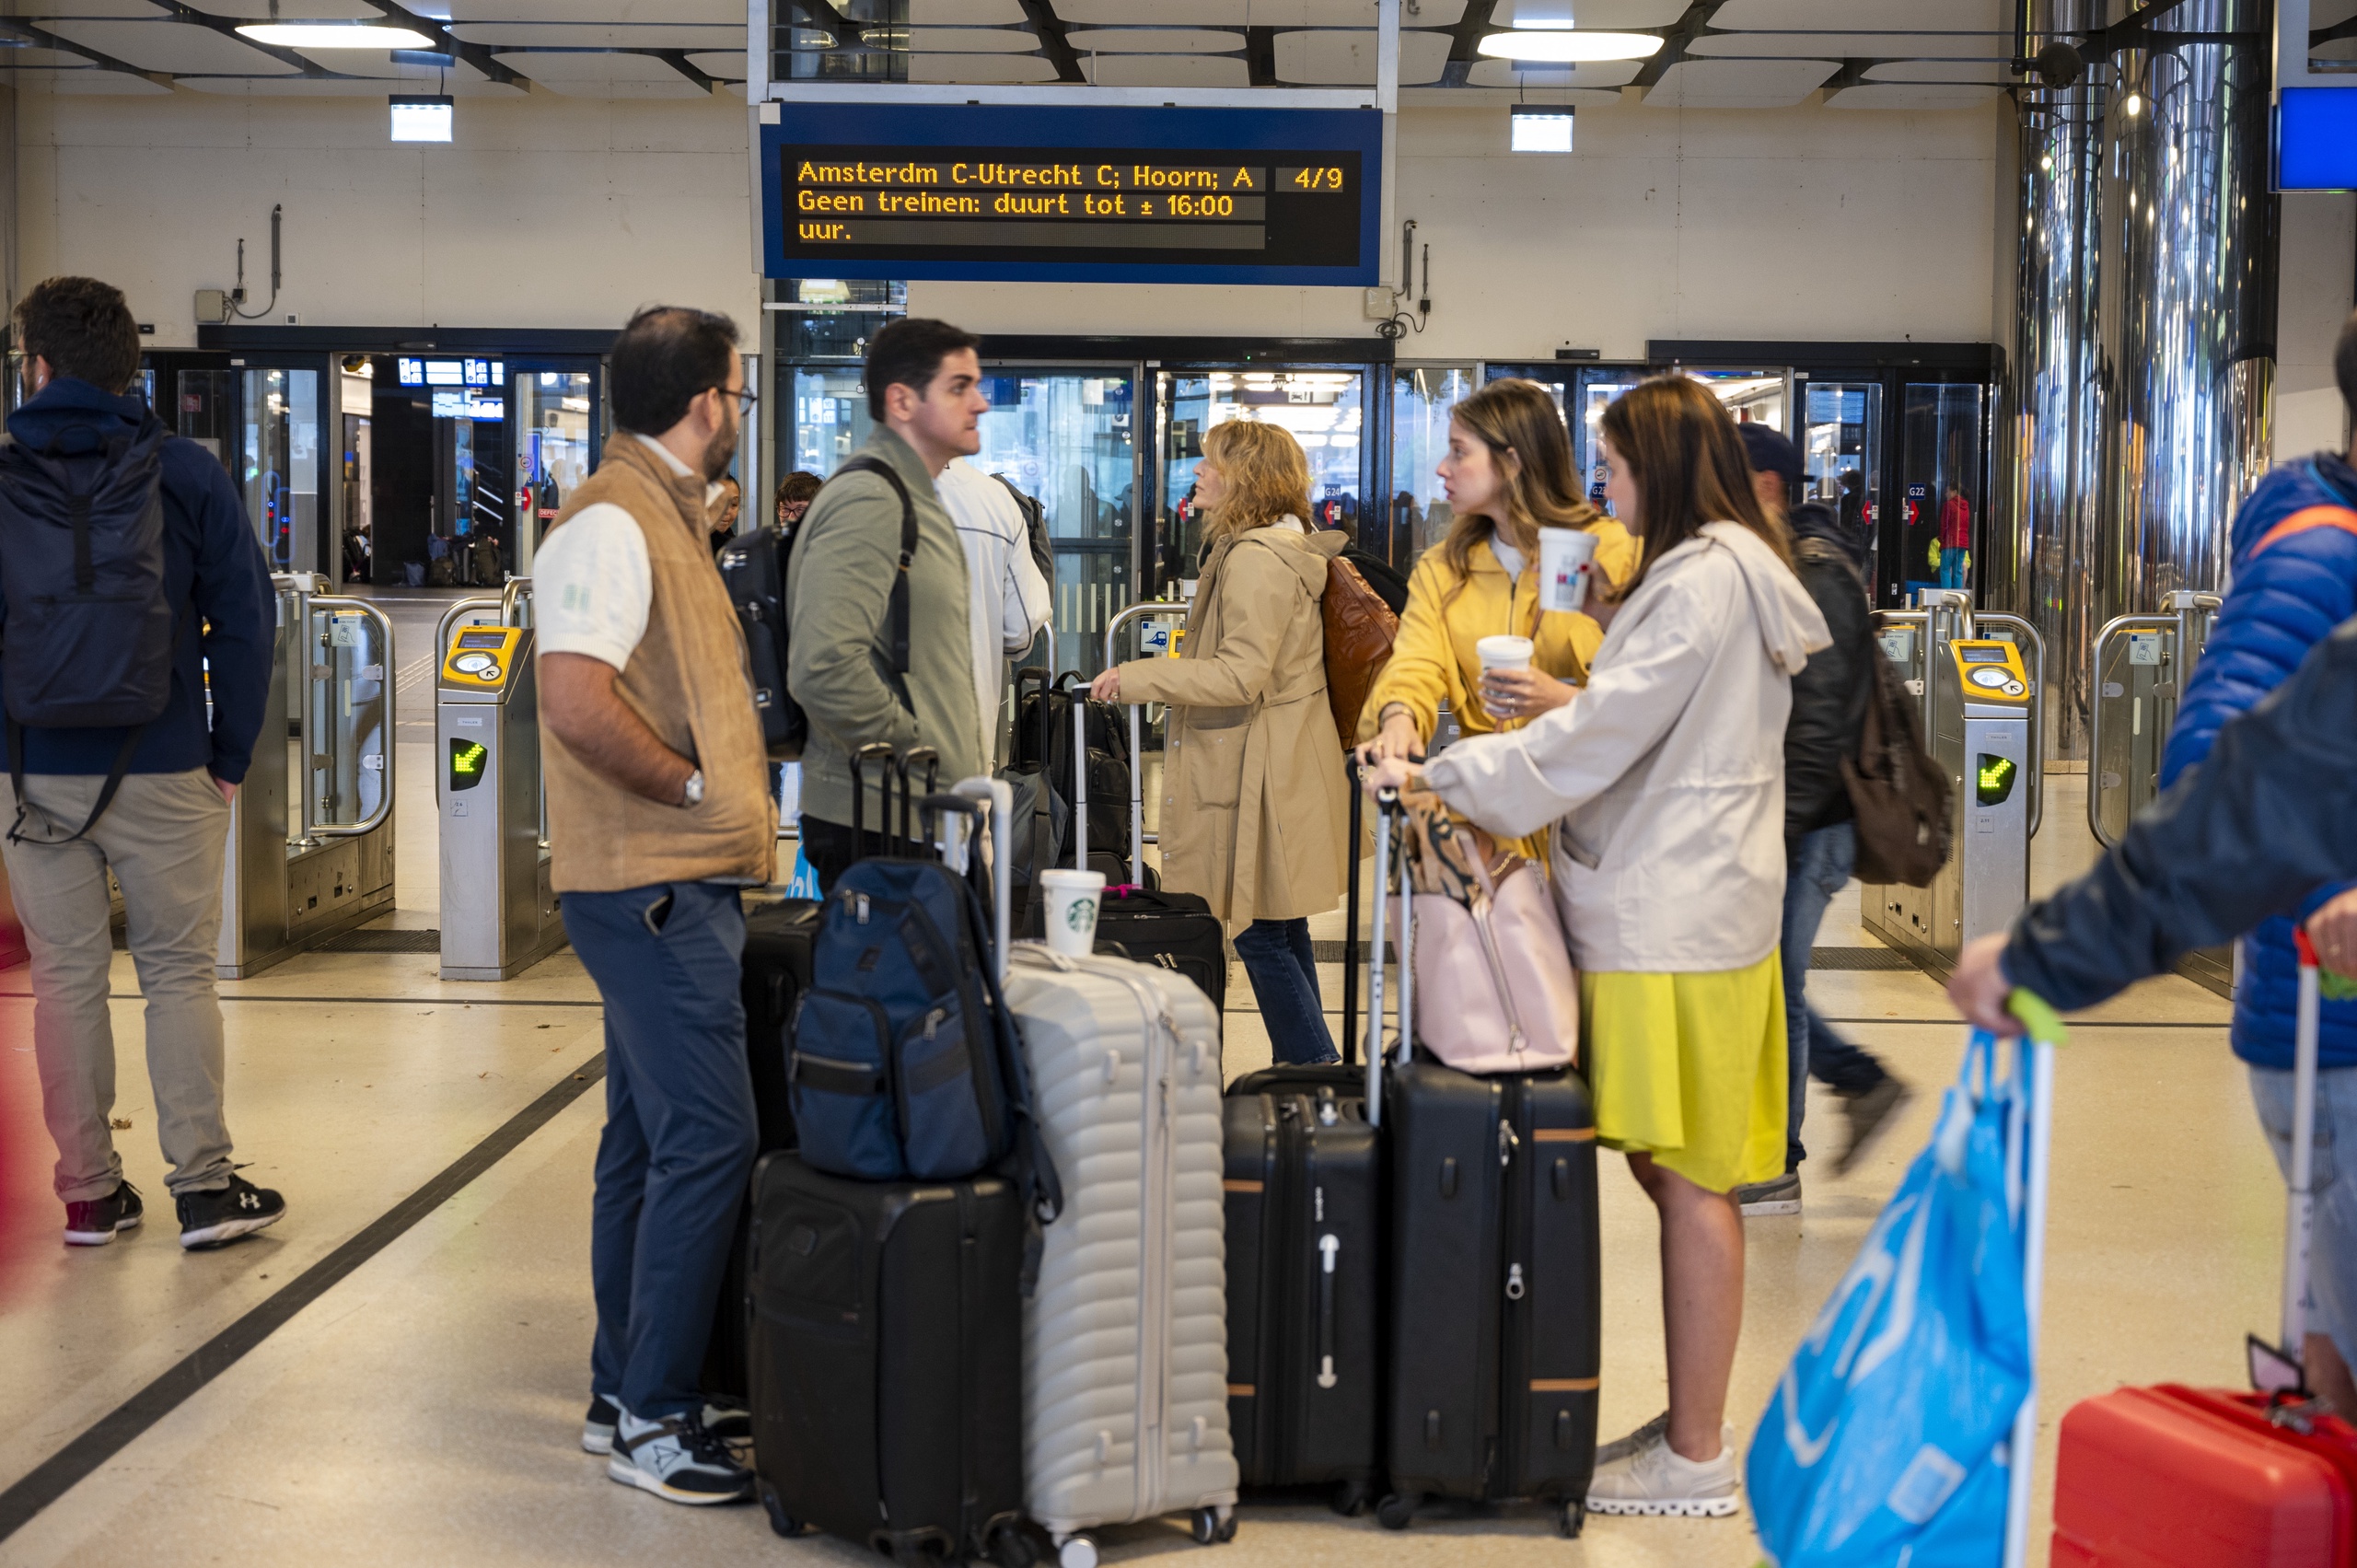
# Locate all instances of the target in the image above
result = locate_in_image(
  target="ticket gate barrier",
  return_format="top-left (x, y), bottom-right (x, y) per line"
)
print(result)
top-left (2088, 590), bottom-right (2228, 993)
top-left (435, 584), bottom-right (563, 981)
top-left (217, 575), bottom-right (396, 978)
top-left (1862, 591), bottom-right (2045, 979)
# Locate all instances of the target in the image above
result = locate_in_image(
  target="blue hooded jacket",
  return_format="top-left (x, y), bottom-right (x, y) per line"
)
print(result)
top-left (0, 377), bottom-right (274, 784)
top-left (2159, 451), bottom-right (2357, 1070)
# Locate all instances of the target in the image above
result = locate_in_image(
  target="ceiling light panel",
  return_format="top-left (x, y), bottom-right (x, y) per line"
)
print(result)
top-left (1476, 30), bottom-right (1661, 60)
top-left (1827, 83), bottom-right (2003, 108)
top-left (45, 19), bottom-right (298, 73)
top-left (1464, 56), bottom-right (1642, 87)
top-left (1643, 56), bottom-right (1836, 107)
top-left (1712, 0), bottom-right (2000, 27)
top-left (1273, 28), bottom-right (1451, 83)
top-left (237, 23), bottom-right (436, 48)
top-left (1066, 28), bottom-right (1248, 52)
top-left (908, 52), bottom-right (1062, 81)
top-left (1086, 54), bottom-right (1251, 85)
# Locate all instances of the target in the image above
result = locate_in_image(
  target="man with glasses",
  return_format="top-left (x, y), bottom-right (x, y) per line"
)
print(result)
top-left (533, 306), bottom-right (774, 1504)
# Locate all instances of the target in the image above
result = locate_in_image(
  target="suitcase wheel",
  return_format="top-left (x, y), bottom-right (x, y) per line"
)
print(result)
top-left (758, 1481), bottom-right (804, 1539)
top-left (1186, 1505), bottom-right (1237, 1545)
top-left (1055, 1534), bottom-right (1097, 1568)
top-left (1375, 1493), bottom-right (1420, 1531)
top-left (1329, 1479), bottom-right (1374, 1518)
top-left (1557, 1500), bottom-right (1586, 1539)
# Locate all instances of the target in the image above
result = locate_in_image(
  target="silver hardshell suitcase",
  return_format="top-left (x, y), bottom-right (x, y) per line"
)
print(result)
top-left (1003, 944), bottom-right (1239, 1568)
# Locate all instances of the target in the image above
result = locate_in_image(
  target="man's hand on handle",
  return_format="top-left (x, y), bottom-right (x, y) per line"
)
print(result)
top-left (1087, 667), bottom-right (1121, 703)
top-left (2311, 889), bottom-right (2357, 980)
top-left (1946, 933), bottom-right (2022, 1035)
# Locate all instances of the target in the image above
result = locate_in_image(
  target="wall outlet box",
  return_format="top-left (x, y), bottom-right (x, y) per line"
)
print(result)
top-left (284, 313), bottom-right (299, 325)
top-left (194, 288), bottom-right (228, 324)
top-left (1363, 286), bottom-right (1397, 319)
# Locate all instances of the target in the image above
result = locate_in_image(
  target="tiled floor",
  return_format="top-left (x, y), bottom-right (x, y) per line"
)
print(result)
top-left (0, 707), bottom-right (2270, 1568)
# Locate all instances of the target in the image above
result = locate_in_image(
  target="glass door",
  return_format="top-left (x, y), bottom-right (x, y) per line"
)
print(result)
top-left (1798, 377), bottom-right (1885, 585)
top-left (510, 366), bottom-right (598, 576)
top-left (1481, 361), bottom-right (1648, 517)
top-left (971, 366), bottom-right (1139, 678)
top-left (1154, 366), bottom-right (1371, 587)
top-left (178, 365), bottom-right (325, 575)
top-left (1391, 363), bottom-right (1477, 566)
top-left (1898, 383), bottom-right (1988, 599)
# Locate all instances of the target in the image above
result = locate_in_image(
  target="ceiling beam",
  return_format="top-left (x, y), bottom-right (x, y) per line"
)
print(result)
top-left (1444, 0), bottom-right (1504, 62)
top-left (0, 17), bottom-right (169, 84)
top-left (646, 47), bottom-right (717, 90)
top-left (1014, 0), bottom-right (1086, 83)
top-left (1630, 0), bottom-right (1727, 89)
top-left (355, 0), bottom-right (534, 89)
top-left (1242, 25), bottom-right (1278, 84)
top-left (150, 1), bottom-right (340, 78)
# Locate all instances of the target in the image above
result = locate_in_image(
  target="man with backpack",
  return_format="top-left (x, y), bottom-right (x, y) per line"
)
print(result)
top-left (533, 306), bottom-right (774, 1504)
top-left (1736, 427), bottom-right (1909, 1215)
top-left (0, 275), bottom-right (278, 1250)
top-left (786, 319), bottom-right (993, 892)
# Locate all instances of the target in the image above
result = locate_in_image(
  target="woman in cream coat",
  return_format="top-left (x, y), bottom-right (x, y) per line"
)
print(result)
top-left (1091, 421), bottom-right (1352, 1064)
top-left (1364, 376), bottom-right (1829, 1520)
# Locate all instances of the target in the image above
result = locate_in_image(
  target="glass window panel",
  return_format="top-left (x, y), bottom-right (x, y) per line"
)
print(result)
top-left (1391, 364), bottom-right (1475, 566)
top-left (1160, 368), bottom-right (1366, 576)
top-left (512, 371), bottom-right (593, 576)
top-left (971, 371), bottom-right (1137, 679)
top-left (1900, 383), bottom-right (1986, 595)
top-left (1802, 378), bottom-right (1884, 586)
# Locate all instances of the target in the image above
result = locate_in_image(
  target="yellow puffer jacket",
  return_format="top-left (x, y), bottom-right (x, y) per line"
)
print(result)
top-left (1357, 520), bottom-right (1640, 745)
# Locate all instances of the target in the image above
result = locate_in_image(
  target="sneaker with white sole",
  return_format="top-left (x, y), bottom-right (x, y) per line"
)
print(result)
top-left (175, 1174), bottom-right (284, 1249)
top-left (583, 1395), bottom-right (620, 1455)
top-left (1735, 1170), bottom-right (1801, 1217)
top-left (1595, 1410), bottom-right (1669, 1467)
top-left (64, 1180), bottom-right (144, 1247)
top-left (1585, 1423), bottom-right (1742, 1518)
top-left (608, 1411), bottom-right (752, 1504)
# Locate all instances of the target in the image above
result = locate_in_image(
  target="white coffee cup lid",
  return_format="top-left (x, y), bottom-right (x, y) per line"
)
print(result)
top-left (1040, 869), bottom-right (1108, 890)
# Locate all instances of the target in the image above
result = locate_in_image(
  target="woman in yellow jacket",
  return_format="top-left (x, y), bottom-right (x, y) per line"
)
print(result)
top-left (1358, 378), bottom-right (1637, 794)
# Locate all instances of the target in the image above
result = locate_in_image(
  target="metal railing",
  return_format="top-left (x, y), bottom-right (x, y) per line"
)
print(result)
top-left (1104, 598), bottom-right (1187, 887)
top-left (273, 574), bottom-right (396, 846)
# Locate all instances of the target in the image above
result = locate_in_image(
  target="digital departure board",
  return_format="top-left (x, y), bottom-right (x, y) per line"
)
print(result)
top-left (761, 104), bottom-right (1381, 286)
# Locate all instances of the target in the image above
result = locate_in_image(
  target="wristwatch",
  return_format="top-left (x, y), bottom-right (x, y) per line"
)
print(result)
top-left (679, 768), bottom-right (704, 807)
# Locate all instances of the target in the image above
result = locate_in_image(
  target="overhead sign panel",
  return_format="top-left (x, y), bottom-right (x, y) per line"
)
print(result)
top-left (2278, 87), bottom-right (2357, 192)
top-left (761, 103), bottom-right (1381, 286)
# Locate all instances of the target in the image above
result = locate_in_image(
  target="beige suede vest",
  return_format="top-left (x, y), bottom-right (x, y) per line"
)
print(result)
top-left (539, 436), bottom-right (775, 893)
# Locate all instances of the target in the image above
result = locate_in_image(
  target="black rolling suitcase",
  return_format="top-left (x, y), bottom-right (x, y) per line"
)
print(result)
top-left (701, 894), bottom-right (822, 1405)
top-left (745, 1152), bottom-right (1032, 1564)
top-left (1363, 788), bottom-right (1603, 1538)
top-left (1221, 1077), bottom-right (1383, 1512)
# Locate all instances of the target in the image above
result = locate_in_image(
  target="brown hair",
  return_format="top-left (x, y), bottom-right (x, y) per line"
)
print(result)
top-left (774, 470), bottom-right (822, 510)
top-left (1438, 378), bottom-right (1604, 607)
top-left (1596, 375), bottom-right (1791, 600)
top-left (1200, 420), bottom-right (1313, 542)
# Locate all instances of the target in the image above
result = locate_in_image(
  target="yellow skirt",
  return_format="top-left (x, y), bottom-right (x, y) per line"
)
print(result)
top-left (1580, 952), bottom-right (1788, 1195)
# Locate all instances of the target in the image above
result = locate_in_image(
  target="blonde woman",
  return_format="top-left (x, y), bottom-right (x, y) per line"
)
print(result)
top-left (1358, 380), bottom-right (1637, 810)
top-left (1088, 421), bottom-right (1351, 1064)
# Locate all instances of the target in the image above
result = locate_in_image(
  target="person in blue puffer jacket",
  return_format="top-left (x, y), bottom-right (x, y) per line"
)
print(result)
top-left (2161, 312), bottom-right (2357, 1074)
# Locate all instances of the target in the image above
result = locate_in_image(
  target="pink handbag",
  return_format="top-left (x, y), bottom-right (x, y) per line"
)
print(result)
top-left (1399, 796), bottom-right (1580, 1074)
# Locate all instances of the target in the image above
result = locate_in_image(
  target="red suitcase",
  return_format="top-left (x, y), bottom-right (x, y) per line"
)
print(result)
top-left (2051, 1386), bottom-right (2357, 1565)
top-left (2050, 935), bottom-right (2346, 1567)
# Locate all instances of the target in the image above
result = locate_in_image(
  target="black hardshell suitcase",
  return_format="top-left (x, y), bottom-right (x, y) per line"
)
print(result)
top-left (702, 894), bottom-right (822, 1404)
top-left (746, 1152), bottom-right (1030, 1563)
top-left (1364, 790), bottom-right (1602, 1538)
top-left (1221, 1081), bottom-right (1383, 1511)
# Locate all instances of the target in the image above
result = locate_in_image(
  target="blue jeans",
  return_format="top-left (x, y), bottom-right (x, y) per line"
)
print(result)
top-left (1940, 549), bottom-right (1969, 589)
top-left (2251, 1063), bottom-right (2357, 1370)
top-left (565, 880), bottom-right (758, 1422)
top-left (1782, 824), bottom-right (1890, 1168)
top-left (1233, 917), bottom-right (1337, 1065)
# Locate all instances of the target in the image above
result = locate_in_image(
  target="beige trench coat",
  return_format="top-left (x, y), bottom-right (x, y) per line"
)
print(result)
top-left (1120, 523), bottom-right (1353, 934)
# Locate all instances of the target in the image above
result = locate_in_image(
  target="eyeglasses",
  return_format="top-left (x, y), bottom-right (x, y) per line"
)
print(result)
top-left (714, 386), bottom-right (757, 414)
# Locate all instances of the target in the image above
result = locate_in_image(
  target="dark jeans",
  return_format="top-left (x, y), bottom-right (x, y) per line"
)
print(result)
top-left (565, 880), bottom-right (758, 1421)
top-left (1234, 917), bottom-right (1337, 1066)
top-left (1782, 823), bottom-right (1890, 1169)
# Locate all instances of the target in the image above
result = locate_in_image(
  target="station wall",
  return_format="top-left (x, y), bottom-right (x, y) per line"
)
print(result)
top-left (15, 87), bottom-right (1999, 362)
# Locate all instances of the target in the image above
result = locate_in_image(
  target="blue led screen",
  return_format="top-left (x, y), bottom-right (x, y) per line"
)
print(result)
top-left (2280, 87), bottom-right (2357, 192)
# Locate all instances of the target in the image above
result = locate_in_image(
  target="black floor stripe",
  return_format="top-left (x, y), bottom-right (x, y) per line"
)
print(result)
top-left (0, 1051), bottom-right (609, 1543)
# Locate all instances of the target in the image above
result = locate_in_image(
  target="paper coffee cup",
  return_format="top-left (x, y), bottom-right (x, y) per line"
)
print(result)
top-left (1040, 868), bottom-right (1107, 958)
top-left (1476, 634), bottom-right (1535, 672)
top-left (1538, 527), bottom-right (1601, 614)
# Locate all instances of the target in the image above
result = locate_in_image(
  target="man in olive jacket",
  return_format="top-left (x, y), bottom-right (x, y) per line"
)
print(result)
top-left (787, 319), bottom-right (989, 889)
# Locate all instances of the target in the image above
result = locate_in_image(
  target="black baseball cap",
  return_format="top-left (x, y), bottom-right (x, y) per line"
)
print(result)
top-left (1737, 424), bottom-right (1804, 485)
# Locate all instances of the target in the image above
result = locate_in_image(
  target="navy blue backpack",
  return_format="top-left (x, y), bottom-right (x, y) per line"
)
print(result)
top-left (790, 748), bottom-right (1061, 1230)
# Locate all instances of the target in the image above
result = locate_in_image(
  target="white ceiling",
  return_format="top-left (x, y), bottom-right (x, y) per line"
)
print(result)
top-left (0, 0), bottom-right (2041, 104)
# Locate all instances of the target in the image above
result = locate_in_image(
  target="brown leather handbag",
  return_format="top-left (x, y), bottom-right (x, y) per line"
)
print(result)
top-left (1321, 554), bottom-right (1399, 744)
top-left (1843, 651), bottom-right (1954, 886)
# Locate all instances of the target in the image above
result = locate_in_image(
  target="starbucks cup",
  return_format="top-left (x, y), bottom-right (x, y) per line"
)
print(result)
top-left (1476, 634), bottom-right (1535, 673)
top-left (1039, 868), bottom-right (1107, 958)
top-left (1538, 527), bottom-right (1602, 613)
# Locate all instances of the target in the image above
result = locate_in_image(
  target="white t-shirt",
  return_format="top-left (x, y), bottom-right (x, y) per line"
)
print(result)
top-left (534, 434), bottom-right (723, 669)
top-left (1490, 538), bottom-right (1526, 581)
top-left (936, 458), bottom-right (1053, 749)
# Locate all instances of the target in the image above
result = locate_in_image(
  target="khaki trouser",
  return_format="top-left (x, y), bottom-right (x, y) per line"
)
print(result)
top-left (1, 769), bottom-right (234, 1202)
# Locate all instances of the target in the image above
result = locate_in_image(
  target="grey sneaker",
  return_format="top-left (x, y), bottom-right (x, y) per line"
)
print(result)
top-left (608, 1411), bottom-right (752, 1504)
top-left (1832, 1078), bottom-right (1913, 1176)
top-left (1735, 1171), bottom-right (1801, 1216)
top-left (583, 1395), bottom-right (620, 1455)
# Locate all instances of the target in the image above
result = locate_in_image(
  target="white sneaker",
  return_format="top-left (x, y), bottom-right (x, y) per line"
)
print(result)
top-left (607, 1411), bottom-right (753, 1504)
top-left (1585, 1423), bottom-right (1742, 1518)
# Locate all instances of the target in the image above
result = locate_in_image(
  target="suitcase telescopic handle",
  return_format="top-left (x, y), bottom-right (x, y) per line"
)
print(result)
top-left (850, 741), bottom-right (897, 860)
top-left (899, 746), bottom-right (941, 854)
top-left (1364, 786), bottom-right (1412, 1125)
top-left (2000, 988), bottom-right (2067, 1568)
top-left (952, 775), bottom-right (1016, 982)
top-left (2286, 930), bottom-right (2325, 1363)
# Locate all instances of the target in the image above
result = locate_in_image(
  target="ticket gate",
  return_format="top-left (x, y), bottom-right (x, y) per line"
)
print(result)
top-left (1862, 591), bottom-right (2045, 979)
top-left (2088, 590), bottom-right (2227, 993)
top-left (217, 575), bottom-right (397, 978)
top-left (435, 584), bottom-right (563, 980)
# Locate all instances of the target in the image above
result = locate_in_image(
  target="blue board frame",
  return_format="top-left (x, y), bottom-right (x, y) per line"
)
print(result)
top-left (2278, 87), bottom-right (2357, 192)
top-left (761, 102), bottom-right (1382, 286)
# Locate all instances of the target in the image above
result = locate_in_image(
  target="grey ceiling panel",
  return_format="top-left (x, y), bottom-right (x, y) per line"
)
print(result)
top-left (1713, 0), bottom-right (2000, 25)
top-left (447, 23), bottom-right (744, 47)
top-left (1462, 56), bottom-right (1641, 87)
top-left (1085, 52), bottom-right (1250, 83)
top-left (490, 49), bottom-right (709, 94)
top-left (1689, 31), bottom-right (2000, 58)
top-left (1643, 56), bottom-right (1834, 106)
top-left (45, 18), bottom-right (295, 73)
top-left (0, 63), bottom-right (172, 90)
top-left (910, 26), bottom-right (1047, 50)
top-left (912, 0), bottom-right (1031, 21)
top-left (1864, 59), bottom-right (2006, 82)
top-left (1493, 0), bottom-right (1685, 21)
top-left (907, 50), bottom-right (1062, 79)
top-left (1826, 81), bottom-right (2001, 108)
top-left (686, 49), bottom-right (748, 75)
top-left (1066, 28), bottom-right (1246, 52)
top-left (1272, 27), bottom-right (1449, 82)
top-left (446, 0), bottom-right (744, 20)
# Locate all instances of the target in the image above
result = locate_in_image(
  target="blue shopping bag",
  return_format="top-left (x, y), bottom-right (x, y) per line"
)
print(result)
top-left (1749, 1031), bottom-right (2036, 1567)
